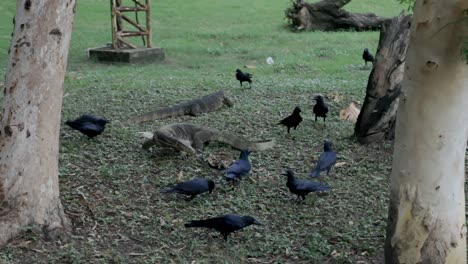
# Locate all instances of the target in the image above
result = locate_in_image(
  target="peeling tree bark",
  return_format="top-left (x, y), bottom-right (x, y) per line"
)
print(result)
top-left (285, 0), bottom-right (391, 31)
top-left (384, 0), bottom-right (468, 263)
top-left (0, 0), bottom-right (76, 245)
top-left (354, 14), bottom-right (412, 144)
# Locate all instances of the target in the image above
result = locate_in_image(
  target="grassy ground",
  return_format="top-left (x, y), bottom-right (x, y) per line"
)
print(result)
top-left (0, 0), bottom-right (423, 263)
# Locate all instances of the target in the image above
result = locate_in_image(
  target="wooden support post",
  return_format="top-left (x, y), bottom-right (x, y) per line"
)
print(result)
top-left (110, 0), bottom-right (118, 49)
top-left (116, 0), bottom-right (123, 32)
top-left (146, 0), bottom-right (152, 48)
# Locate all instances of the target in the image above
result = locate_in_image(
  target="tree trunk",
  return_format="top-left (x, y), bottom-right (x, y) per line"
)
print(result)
top-left (285, 0), bottom-right (391, 31)
top-left (354, 14), bottom-right (412, 144)
top-left (0, 0), bottom-right (76, 245)
top-left (384, 0), bottom-right (468, 263)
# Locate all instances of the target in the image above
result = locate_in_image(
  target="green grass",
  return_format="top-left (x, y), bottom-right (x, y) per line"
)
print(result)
top-left (0, 0), bottom-right (408, 263)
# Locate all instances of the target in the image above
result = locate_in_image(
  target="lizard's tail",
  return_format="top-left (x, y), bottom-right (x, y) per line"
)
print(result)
top-left (216, 133), bottom-right (275, 151)
top-left (250, 139), bottom-right (276, 151)
top-left (129, 106), bottom-right (184, 124)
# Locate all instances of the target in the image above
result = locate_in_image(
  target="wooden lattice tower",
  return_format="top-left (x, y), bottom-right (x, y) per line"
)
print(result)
top-left (110, 0), bottom-right (152, 49)
top-left (89, 0), bottom-right (164, 62)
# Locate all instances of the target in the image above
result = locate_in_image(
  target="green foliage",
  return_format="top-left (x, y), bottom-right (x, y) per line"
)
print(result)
top-left (396, 0), bottom-right (415, 11)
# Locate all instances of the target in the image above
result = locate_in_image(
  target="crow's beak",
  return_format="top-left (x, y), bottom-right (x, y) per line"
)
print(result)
top-left (253, 220), bottom-right (262, 225)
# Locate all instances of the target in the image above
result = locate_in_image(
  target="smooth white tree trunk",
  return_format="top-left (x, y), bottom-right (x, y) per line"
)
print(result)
top-left (0, 0), bottom-right (76, 244)
top-left (385, 0), bottom-right (468, 263)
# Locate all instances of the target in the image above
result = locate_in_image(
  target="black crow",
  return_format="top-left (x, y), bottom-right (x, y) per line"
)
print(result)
top-left (282, 170), bottom-right (331, 200)
top-left (223, 150), bottom-right (251, 182)
top-left (235, 69), bottom-right (252, 88)
top-left (278, 106), bottom-right (302, 134)
top-left (362, 48), bottom-right (374, 65)
top-left (65, 114), bottom-right (109, 138)
top-left (185, 214), bottom-right (261, 241)
top-left (160, 178), bottom-right (215, 200)
top-left (313, 95), bottom-right (329, 122)
top-left (309, 141), bottom-right (337, 178)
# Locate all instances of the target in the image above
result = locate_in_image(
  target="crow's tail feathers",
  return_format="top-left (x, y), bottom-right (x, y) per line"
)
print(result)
top-left (316, 185), bottom-right (331, 191)
top-left (65, 121), bottom-right (79, 130)
top-left (159, 187), bottom-right (175, 193)
top-left (184, 219), bottom-right (210, 228)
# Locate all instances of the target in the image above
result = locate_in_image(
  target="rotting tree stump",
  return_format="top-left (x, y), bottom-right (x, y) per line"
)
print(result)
top-left (285, 0), bottom-right (391, 31)
top-left (354, 13), bottom-right (412, 144)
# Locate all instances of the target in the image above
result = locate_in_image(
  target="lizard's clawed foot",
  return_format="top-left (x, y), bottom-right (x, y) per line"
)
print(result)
top-left (178, 151), bottom-right (190, 160)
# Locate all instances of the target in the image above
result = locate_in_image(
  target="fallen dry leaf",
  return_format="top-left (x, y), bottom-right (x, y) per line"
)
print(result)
top-left (339, 101), bottom-right (360, 123)
top-left (331, 249), bottom-right (341, 258)
top-left (129, 252), bottom-right (147, 256)
top-left (205, 152), bottom-right (233, 170)
top-left (120, 211), bottom-right (133, 218)
top-left (177, 170), bottom-right (184, 181)
top-left (327, 237), bottom-right (340, 245)
top-left (335, 162), bottom-right (347, 167)
top-left (326, 92), bottom-right (345, 103)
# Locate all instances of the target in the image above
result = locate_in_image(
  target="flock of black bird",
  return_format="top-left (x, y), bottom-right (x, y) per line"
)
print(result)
top-left (64, 48), bottom-right (373, 241)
